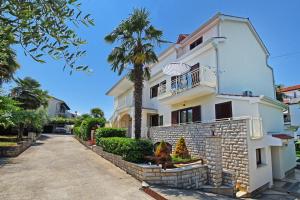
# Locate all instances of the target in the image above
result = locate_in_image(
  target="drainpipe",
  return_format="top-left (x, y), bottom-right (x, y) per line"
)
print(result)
top-left (212, 41), bottom-right (220, 94)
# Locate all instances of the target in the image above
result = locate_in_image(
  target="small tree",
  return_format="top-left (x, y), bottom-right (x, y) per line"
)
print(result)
top-left (90, 107), bottom-right (104, 118)
top-left (155, 140), bottom-right (171, 170)
top-left (174, 137), bottom-right (190, 159)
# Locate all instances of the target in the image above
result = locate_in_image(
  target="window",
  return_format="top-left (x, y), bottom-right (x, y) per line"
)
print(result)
top-left (215, 101), bottom-right (233, 120)
top-left (150, 84), bottom-right (159, 98)
top-left (171, 105), bottom-right (201, 124)
top-left (256, 149), bottom-right (262, 166)
top-left (294, 92), bottom-right (297, 98)
top-left (150, 114), bottom-right (159, 127)
top-left (171, 111), bottom-right (179, 125)
top-left (159, 115), bottom-right (163, 126)
top-left (151, 80), bottom-right (166, 98)
top-left (190, 37), bottom-right (203, 50)
top-left (158, 80), bottom-right (166, 95)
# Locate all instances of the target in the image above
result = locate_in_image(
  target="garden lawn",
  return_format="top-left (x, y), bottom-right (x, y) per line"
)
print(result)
top-left (0, 141), bottom-right (17, 147)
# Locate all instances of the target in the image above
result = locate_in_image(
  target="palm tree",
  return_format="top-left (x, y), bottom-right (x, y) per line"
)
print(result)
top-left (105, 8), bottom-right (164, 139)
top-left (11, 77), bottom-right (49, 110)
top-left (0, 48), bottom-right (20, 85)
top-left (90, 107), bottom-right (104, 118)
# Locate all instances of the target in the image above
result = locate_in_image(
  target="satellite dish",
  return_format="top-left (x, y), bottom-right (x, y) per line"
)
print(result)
top-left (162, 62), bottom-right (191, 76)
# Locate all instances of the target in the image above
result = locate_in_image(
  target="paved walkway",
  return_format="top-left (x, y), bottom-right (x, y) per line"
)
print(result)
top-left (0, 134), bottom-right (152, 200)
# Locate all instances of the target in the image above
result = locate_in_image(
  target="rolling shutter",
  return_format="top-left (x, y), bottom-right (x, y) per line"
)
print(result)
top-left (192, 105), bottom-right (201, 122)
top-left (171, 111), bottom-right (179, 125)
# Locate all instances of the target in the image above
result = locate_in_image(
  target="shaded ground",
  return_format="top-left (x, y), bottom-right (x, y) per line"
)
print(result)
top-left (0, 134), bottom-right (152, 200)
top-left (152, 170), bottom-right (300, 200)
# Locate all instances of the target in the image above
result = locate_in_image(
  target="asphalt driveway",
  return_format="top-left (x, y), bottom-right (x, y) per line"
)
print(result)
top-left (0, 134), bottom-right (152, 200)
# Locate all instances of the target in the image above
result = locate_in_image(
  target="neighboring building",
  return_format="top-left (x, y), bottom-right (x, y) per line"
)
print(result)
top-left (278, 85), bottom-right (300, 138)
top-left (106, 13), bottom-right (296, 194)
top-left (47, 97), bottom-right (74, 118)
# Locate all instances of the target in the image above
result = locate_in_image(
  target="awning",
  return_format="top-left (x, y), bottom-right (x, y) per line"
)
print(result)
top-left (272, 134), bottom-right (294, 140)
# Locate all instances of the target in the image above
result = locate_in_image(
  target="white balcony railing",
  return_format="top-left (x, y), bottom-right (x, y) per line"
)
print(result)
top-left (158, 66), bottom-right (216, 97)
top-left (115, 92), bottom-right (133, 110)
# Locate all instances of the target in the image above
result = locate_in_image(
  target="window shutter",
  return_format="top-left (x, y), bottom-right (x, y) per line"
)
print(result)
top-left (171, 111), bottom-right (179, 125)
top-left (215, 101), bottom-right (233, 119)
top-left (192, 106), bottom-right (201, 122)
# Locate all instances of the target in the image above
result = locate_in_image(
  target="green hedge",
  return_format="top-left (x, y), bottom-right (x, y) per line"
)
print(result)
top-left (97, 137), bottom-right (153, 163)
top-left (95, 127), bottom-right (126, 138)
top-left (74, 126), bottom-right (81, 138)
top-left (78, 117), bottom-right (105, 141)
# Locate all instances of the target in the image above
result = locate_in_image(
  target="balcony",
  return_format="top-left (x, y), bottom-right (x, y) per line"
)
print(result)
top-left (157, 66), bottom-right (217, 104)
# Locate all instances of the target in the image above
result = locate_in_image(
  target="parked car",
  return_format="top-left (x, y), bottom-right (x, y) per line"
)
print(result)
top-left (54, 127), bottom-right (67, 134)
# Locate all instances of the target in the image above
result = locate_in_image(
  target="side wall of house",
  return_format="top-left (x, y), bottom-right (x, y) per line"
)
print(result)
top-left (218, 20), bottom-right (275, 99)
top-left (47, 98), bottom-right (59, 117)
top-left (258, 103), bottom-right (284, 133)
top-left (289, 104), bottom-right (300, 126)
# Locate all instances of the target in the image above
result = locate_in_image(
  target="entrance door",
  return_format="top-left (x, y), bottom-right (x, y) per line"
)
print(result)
top-left (150, 114), bottom-right (159, 127)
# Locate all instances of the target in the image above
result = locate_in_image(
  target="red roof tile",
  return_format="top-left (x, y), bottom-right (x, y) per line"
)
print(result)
top-left (272, 134), bottom-right (294, 140)
top-left (176, 34), bottom-right (189, 44)
top-left (278, 85), bottom-right (300, 92)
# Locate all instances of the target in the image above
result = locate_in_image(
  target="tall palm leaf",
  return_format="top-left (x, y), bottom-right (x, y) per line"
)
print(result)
top-left (105, 8), bottom-right (165, 139)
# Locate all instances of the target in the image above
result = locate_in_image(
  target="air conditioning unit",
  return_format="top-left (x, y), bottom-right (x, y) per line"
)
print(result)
top-left (243, 90), bottom-right (253, 97)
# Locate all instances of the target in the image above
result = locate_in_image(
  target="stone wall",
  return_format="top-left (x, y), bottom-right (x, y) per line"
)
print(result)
top-left (222, 170), bottom-right (236, 187)
top-left (150, 119), bottom-right (249, 190)
top-left (91, 145), bottom-right (208, 189)
top-left (0, 139), bottom-right (33, 157)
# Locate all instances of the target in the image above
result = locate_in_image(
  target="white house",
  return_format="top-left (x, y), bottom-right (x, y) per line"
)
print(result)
top-left (47, 97), bottom-right (74, 118)
top-left (106, 13), bottom-right (296, 194)
top-left (279, 85), bottom-right (300, 138)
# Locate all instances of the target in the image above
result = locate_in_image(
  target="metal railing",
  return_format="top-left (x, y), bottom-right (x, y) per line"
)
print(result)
top-left (158, 82), bottom-right (166, 95)
top-left (157, 66), bottom-right (216, 96)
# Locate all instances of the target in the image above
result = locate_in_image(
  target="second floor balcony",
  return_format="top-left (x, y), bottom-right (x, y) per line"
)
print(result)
top-left (157, 66), bottom-right (217, 104)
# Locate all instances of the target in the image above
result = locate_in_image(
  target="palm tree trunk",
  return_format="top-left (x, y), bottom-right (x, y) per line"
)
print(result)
top-left (133, 64), bottom-right (143, 139)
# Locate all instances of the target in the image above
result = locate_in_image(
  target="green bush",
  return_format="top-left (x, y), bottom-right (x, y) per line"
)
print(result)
top-left (80, 117), bottom-right (105, 141)
top-left (95, 127), bottom-right (126, 138)
top-left (97, 137), bottom-right (153, 163)
top-left (74, 126), bottom-right (81, 138)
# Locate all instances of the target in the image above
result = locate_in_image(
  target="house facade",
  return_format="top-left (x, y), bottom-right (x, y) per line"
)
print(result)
top-left (279, 85), bottom-right (300, 138)
top-left (106, 13), bottom-right (296, 194)
top-left (47, 97), bottom-right (74, 118)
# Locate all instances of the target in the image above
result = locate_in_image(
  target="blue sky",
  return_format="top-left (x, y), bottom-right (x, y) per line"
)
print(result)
top-left (10, 0), bottom-right (300, 118)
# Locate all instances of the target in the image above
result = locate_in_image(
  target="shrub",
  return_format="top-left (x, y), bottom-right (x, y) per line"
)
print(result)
top-left (74, 126), bottom-right (81, 138)
top-left (173, 137), bottom-right (190, 159)
top-left (97, 137), bottom-right (153, 163)
top-left (80, 117), bottom-right (105, 141)
top-left (95, 127), bottom-right (126, 138)
top-left (154, 140), bottom-right (172, 169)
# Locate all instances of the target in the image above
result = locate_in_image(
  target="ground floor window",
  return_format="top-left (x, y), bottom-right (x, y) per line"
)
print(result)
top-left (256, 149), bottom-right (262, 165)
top-left (215, 101), bottom-right (233, 120)
top-left (256, 148), bottom-right (266, 167)
top-left (171, 105), bottom-right (201, 124)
